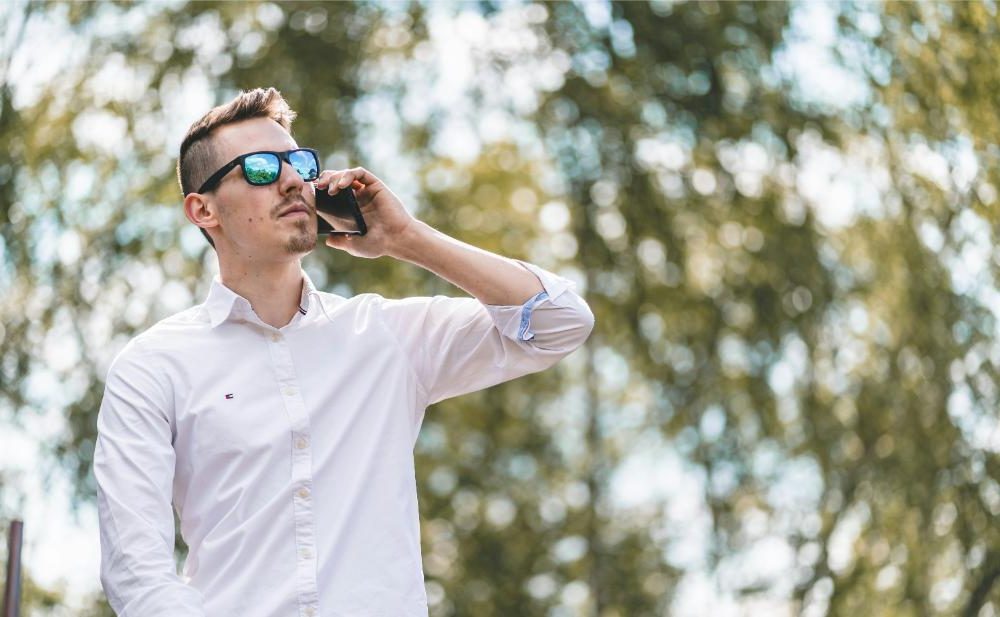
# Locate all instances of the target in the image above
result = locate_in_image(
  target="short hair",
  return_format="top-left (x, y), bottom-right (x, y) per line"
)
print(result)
top-left (176, 87), bottom-right (298, 247)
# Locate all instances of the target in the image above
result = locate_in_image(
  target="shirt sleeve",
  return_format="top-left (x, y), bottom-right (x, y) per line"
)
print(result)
top-left (93, 340), bottom-right (207, 617)
top-left (377, 259), bottom-right (595, 406)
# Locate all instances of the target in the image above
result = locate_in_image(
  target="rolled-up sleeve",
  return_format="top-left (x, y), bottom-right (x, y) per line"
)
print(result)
top-left (93, 340), bottom-right (206, 617)
top-left (377, 260), bottom-right (595, 406)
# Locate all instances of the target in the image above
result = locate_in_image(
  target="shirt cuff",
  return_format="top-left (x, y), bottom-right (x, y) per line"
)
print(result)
top-left (516, 290), bottom-right (549, 341)
top-left (483, 260), bottom-right (578, 342)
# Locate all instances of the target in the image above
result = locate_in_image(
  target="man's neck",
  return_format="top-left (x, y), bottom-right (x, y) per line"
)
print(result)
top-left (218, 256), bottom-right (305, 329)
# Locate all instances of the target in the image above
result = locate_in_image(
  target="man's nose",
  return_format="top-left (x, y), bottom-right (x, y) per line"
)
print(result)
top-left (277, 159), bottom-right (307, 193)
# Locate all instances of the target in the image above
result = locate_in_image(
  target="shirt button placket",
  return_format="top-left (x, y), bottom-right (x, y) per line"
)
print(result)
top-left (267, 330), bottom-right (320, 614)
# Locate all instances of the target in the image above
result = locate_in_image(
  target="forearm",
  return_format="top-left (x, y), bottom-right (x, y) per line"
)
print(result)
top-left (96, 446), bottom-right (207, 616)
top-left (389, 220), bottom-right (543, 306)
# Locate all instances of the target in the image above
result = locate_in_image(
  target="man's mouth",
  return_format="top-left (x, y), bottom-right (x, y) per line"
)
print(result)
top-left (279, 202), bottom-right (312, 218)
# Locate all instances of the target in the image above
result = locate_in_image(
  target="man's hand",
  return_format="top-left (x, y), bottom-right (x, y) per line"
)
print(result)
top-left (315, 167), bottom-right (418, 259)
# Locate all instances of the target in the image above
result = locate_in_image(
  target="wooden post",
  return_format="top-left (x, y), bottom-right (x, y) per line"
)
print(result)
top-left (2, 519), bottom-right (23, 617)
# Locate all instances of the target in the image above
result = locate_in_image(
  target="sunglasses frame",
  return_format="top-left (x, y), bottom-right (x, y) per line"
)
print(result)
top-left (194, 148), bottom-right (320, 194)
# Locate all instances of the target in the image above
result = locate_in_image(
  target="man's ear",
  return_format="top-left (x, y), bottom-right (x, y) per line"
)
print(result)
top-left (184, 193), bottom-right (220, 232)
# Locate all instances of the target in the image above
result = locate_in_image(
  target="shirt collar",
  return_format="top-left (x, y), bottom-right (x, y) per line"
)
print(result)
top-left (299, 270), bottom-right (318, 317)
top-left (204, 270), bottom-right (317, 329)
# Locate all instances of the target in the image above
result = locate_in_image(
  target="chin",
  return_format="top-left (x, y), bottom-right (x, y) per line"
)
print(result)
top-left (284, 220), bottom-right (317, 254)
top-left (285, 234), bottom-right (316, 254)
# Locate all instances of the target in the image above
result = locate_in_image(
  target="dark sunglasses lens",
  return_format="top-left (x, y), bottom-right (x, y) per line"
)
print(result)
top-left (243, 153), bottom-right (281, 185)
top-left (289, 150), bottom-right (319, 181)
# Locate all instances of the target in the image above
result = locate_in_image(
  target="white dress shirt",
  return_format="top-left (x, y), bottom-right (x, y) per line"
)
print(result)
top-left (94, 259), bottom-right (594, 617)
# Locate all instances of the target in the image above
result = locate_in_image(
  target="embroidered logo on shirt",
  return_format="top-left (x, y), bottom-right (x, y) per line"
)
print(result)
top-left (225, 393), bottom-right (234, 400)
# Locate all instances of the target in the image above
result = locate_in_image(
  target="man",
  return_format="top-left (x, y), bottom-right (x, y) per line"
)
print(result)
top-left (93, 87), bottom-right (594, 617)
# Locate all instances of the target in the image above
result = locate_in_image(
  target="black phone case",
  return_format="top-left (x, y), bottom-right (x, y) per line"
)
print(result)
top-left (314, 185), bottom-right (368, 236)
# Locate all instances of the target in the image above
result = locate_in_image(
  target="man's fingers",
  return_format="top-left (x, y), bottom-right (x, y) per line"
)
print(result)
top-left (340, 167), bottom-right (375, 186)
top-left (315, 170), bottom-right (338, 188)
top-left (318, 167), bottom-right (380, 193)
top-left (315, 170), bottom-right (346, 190)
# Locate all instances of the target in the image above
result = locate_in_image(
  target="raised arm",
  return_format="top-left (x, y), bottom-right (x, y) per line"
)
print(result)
top-left (318, 167), bottom-right (594, 407)
top-left (316, 166), bottom-right (542, 306)
top-left (388, 220), bottom-right (544, 306)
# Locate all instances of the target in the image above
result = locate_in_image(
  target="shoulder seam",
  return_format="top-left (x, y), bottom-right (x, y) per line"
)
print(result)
top-left (369, 296), bottom-right (431, 408)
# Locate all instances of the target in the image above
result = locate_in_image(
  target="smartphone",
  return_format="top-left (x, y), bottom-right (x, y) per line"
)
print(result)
top-left (313, 183), bottom-right (367, 236)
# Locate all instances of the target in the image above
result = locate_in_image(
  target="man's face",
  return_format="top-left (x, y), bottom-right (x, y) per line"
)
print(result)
top-left (204, 117), bottom-right (317, 259)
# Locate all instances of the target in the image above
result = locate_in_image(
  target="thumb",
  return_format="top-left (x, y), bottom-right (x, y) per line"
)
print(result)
top-left (325, 235), bottom-right (353, 251)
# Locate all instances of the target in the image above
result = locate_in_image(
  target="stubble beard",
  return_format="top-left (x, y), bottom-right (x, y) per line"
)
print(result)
top-left (285, 217), bottom-right (317, 254)
top-left (274, 191), bottom-right (317, 254)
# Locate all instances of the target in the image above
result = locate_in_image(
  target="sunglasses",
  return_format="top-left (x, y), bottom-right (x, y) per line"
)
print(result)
top-left (194, 148), bottom-right (320, 194)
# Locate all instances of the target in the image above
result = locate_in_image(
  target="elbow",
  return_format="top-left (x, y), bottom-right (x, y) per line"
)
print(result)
top-left (568, 302), bottom-right (595, 350)
top-left (581, 302), bottom-right (596, 341)
top-left (533, 302), bottom-right (595, 355)
top-left (572, 288), bottom-right (595, 339)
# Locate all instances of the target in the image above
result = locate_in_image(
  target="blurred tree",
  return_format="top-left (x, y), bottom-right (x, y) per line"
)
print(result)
top-left (524, 0), bottom-right (1000, 615)
top-left (531, 2), bottom-right (841, 613)
top-left (817, 3), bottom-right (1000, 616)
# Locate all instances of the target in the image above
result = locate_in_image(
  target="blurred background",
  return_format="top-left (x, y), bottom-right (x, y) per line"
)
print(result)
top-left (1, 0), bottom-right (999, 615)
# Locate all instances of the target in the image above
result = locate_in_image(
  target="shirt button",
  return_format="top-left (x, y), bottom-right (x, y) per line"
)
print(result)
top-left (271, 333), bottom-right (281, 342)
top-left (300, 548), bottom-right (312, 560)
top-left (304, 608), bottom-right (316, 617)
top-left (283, 386), bottom-right (297, 396)
top-left (295, 437), bottom-right (308, 450)
top-left (297, 487), bottom-right (310, 499)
